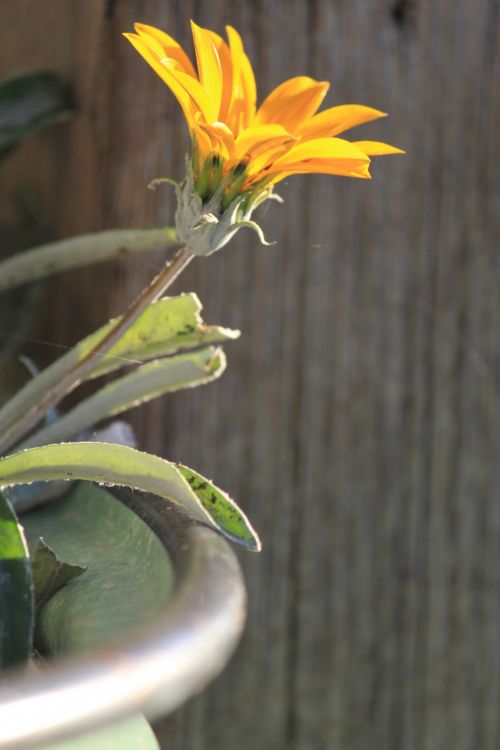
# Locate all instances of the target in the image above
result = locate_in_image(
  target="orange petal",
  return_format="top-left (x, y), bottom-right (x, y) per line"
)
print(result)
top-left (351, 163), bottom-right (372, 178)
top-left (192, 121), bottom-right (214, 160)
top-left (254, 77), bottom-right (330, 133)
top-left (246, 140), bottom-right (298, 178)
top-left (134, 23), bottom-right (197, 77)
top-left (271, 137), bottom-right (369, 166)
top-left (353, 140), bottom-right (405, 155)
top-left (207, 30), bottom-right (233, 121)
top-left (190, 21), bottom-right (223, 119)
top-left (270, 160), bottom-right (372, 183)
top-left (132, 28), bottom-right (165, 59)
top-left (299, 104), bottom-right (387, 139)
top-left (264, 138), bottom-right (370, 182)
top-left (197, 121), bottom-right (235, 160)
top-left (226, 25), bottom-right (257, 131)
top-left (272, 159), bottom-right (370, 175)
top-left (124, 33), bottom-right (196, 129)
top-left (234, 124), bottom-right (296, 160)
top-left (165, 63), bottom-right (217, 123)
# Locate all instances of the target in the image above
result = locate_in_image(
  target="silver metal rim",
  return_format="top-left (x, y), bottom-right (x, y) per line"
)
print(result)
top-left (0, 489), bottom-right (247, 749)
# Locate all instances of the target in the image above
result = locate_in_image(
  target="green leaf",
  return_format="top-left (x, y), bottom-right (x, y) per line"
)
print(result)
top-left (84, 294), bottom-right (239, 379)
top-left (0, 443), bottom-right (261, 551)
top-left (0, 71), bottom-right (72, 162)
top-left (0, 490), bottom-right (33, 667)
top-left (22, 347), bottom-right (227, 449)
top-left (0, 293), bottom-right (239, 436)
top-left (177, 464), bottom-right (261, 552)
top-left (31, 537), bottom-right (86, 610)
top-left (0, 490), bottom-right (28, 559)
top-left (35, 714), bottom-right (160, 750)
top-left (0, 227), bottom-right (178, 294)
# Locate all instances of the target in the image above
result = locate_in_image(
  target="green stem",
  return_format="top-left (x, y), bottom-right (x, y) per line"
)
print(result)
top-left (0, 228), bottom-right (179, 293)
top-left (0, 247), bottom-right (195, 455)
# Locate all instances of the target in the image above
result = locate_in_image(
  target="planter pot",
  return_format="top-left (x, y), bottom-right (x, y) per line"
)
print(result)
top-left (0, 483), bottom-right (247, 749)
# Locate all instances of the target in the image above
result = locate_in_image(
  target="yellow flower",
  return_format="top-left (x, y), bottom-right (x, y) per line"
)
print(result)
top-left (125, 21), bottom-right (403, 254)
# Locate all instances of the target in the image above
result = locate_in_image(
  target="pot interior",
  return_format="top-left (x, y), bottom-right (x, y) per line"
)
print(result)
top-left (21, 482), bottom-right (174, 656)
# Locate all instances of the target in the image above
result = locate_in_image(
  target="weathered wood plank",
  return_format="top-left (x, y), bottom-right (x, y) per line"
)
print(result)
top-left (1, 1), bottom-right (499, 749)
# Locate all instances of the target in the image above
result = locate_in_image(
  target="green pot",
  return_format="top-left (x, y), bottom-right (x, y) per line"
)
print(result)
top-left (0, 483), bottom-right (246, 749)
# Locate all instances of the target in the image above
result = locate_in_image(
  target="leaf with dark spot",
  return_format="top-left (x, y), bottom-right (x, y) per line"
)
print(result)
top-left (176, 464), bottom-right (261, 552)
top-left (0, 443), bottom-right (260, 551)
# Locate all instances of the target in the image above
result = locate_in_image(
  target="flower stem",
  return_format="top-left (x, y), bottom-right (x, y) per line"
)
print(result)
top-left (0, 247), bottom-right (194, 455)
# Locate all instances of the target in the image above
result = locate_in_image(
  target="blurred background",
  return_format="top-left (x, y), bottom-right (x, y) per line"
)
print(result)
top-left (1, 1), bottom-right (499, 749)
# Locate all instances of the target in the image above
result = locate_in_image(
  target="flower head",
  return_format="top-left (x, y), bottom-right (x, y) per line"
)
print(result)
top-left (125, 21), bottom-right (403, 255)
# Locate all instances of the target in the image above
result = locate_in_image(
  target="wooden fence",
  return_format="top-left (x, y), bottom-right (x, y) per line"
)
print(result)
top-left (1, 1), bottom-right (499, 748)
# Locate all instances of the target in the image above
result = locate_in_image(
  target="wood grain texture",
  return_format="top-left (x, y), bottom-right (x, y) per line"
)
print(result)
top-left (1, 1), bottom-right (499, 749)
